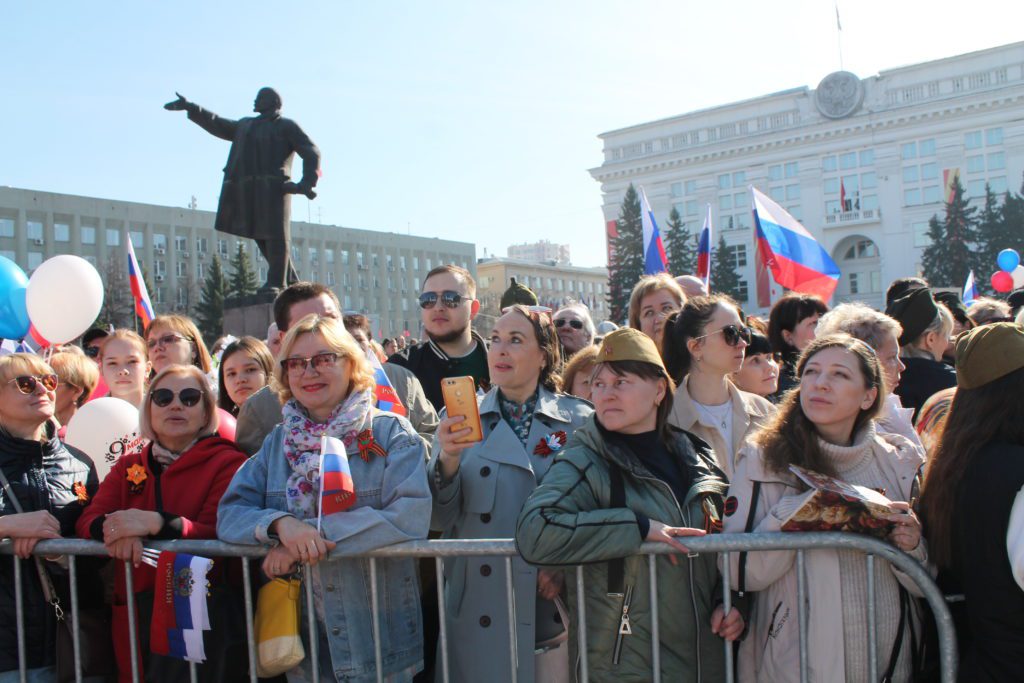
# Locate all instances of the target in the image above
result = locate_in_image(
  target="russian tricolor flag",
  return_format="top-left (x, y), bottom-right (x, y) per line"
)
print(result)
top-left (963, 270), bottom-right (978, 305)
top-left (366, 349), bottom-right (406, 416)
top-left (151, 551), bottom-right (213, 663)
top-left (126, 233), bottom-right (155, 327)
top-left (696, 204), bottom-right (712, 288)
top-left (319, 436), bottom-right (356, 529)
top-left (752, 187), bottom-right (841, 302)
top-left (639, 186), bottom-right (669, 275)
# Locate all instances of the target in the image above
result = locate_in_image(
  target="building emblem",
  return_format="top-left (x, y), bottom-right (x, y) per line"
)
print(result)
top-left (814, 71), bottom-right (864, 119)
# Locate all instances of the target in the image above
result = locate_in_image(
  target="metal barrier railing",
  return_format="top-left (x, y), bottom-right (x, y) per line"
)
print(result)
top-left (0, 533), bottom-right (957, 683)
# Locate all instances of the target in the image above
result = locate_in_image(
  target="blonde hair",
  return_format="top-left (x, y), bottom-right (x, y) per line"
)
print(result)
top-left (139, 365), bottom-right (219, 443)
top-left (0, 353), bottom-right (55, 387)
top-left (274, 314), bottom-right (375, 405)
top-left (627, 274), bottom-right (686, 331)
top-left (100, 329), bottom-right (149, 363)
top-left (49, 349), bottom-right (100, 407)
top-left (816, 303), bottom-right (902, 353)
top-left (144, 315), bottom-right (213, 373)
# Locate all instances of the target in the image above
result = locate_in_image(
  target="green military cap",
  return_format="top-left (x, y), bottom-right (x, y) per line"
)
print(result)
top-left (955, 322), bottom-right (1024, 390)
top-left (500, 277), bottom-right (538, 310)
top-left (596, 328), bottom-right (667, 371)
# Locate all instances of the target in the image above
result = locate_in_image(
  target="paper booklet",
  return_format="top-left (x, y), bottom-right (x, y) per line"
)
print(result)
top-left (780, 464), bottom-right (896, 538)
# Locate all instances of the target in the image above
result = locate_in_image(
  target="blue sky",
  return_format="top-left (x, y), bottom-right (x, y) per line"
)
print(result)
top-left (2, 1), bottom-right (1018, 267)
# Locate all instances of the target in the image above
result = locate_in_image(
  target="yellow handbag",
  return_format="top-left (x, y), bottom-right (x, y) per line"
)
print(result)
top-left (255, 578), bottom-right (306, 677)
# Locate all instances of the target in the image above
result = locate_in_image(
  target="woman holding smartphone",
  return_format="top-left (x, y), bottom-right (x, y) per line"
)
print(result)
top-left (429, 305), bottom-right (593, 683)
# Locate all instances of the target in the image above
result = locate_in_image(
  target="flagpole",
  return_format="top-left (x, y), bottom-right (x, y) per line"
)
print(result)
top-left (834, 0), bottom-right (844, 71)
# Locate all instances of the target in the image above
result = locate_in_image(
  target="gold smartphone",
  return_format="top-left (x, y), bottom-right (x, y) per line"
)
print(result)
top-left (441, 376), bottom-right (483, 444)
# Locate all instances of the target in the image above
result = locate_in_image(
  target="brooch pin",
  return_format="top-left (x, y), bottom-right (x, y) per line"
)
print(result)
top-left (72, 481), bottom-right (89, 503)
top-left (533, 431), bottom-right (567, 457)
top-left (356, 430), bottom-right (388, 462)
top-left (126, 464), bottom-right (147, 494)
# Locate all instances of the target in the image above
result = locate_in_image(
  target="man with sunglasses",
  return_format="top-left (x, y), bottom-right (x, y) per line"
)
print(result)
top-left (388, 265), bottom-right (489, 412)
top-left (553, 304), bottom-right (596, 358)
top-left (80, 327), bottom-right (109, 364)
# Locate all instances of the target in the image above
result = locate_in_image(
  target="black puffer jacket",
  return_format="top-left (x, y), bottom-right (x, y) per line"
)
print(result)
top-left (0, 422), bottom-right (99, 673)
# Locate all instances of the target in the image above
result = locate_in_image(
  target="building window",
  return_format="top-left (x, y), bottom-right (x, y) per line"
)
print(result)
top-left (196, 237), bottom-right (208, 253)
top-left (326, 271), bottom-right (335, 286)
top-left (736, 280), bottom-right (749, 302)
top-left (308, 247), bottom-right (318, 265)
top-left (326, 249), bottom-right (335, 264)
top-left (768, 165), bottom-right (782, 181)
top-left (356, 251), bottom-right (364, 267)
top-left (177, 288), bottom-right (188, 306)
top-left (718, 174), bottom-right (731, 190)
top-left (80, 226), bottom-right (95, 244)
top-left (843, 240), bottom-right (878, 260)
top-left (154, 260), bottom-right (166, 277)
top-left (822, 156), bottom-right (838, 172)
top-left (27, 221), bottom-right (43, 241)
top-left (919, 139), bottom-right (936, 156)
top-left (175, 235), bottom-right (187, 251)
top-left (28, 252), bottom-right (43, 270)
top-left (372, 253), bottom-right (379, 267)
top-left (176, 261), bottom-right (187, 278)
top-left (54, 223), bottom-right (70, 242)
top-left (725, 244), bottom-right (748, 269)
top-left (986, 127), bottom-right (1004, 146)
top-left (218, 239), bottom-right (229, 258)
top-left (784, 162), bottom-right (798, 178)
top-left (153, 234), bottom-right (166, 251)
top-left (341, 250), bottom-right (349, 265)
top-left (670, 182), bottom-right (682, 198)
top-left (130, 231), bottom-right (144, 248)
top-left (987, 152), bottom-right (1006, 171)
top-left (197, 263), bottom-right (205, 279)
top-left (685, 180), bottom-right (698, 194)
top-left (0, 219), bottom-right (14, 238)
top-left (719, 195), bottom-right (732, 211)
top-left (964, 131), bottom-right (983, 150)
top-left (839, 152), bottom-right (857, 170)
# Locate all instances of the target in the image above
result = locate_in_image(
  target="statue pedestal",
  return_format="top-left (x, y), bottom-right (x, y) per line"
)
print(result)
top-left (223, 292), bottom-right (276, 339)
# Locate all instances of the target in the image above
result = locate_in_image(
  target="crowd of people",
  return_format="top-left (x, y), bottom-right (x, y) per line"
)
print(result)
top-left (1, 262), bottom-right (1022, 682)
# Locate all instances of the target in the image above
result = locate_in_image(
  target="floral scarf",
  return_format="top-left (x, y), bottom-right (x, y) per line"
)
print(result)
top-left (281, 389), bottom-right (373, 519)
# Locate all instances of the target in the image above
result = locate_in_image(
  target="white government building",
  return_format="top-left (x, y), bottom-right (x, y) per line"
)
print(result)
top-left (590, 41), bottom-right (1024, 312)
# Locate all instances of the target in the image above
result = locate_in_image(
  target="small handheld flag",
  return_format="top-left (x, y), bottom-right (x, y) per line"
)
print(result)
top-left (319, 436), bottom-right (356, 529)
top-left (696, 205), bottom-right (712, 288)
top-left (366, 349), bottom-right (407, 416)
top-left (963, 270), bottom-right (978, 305)
top-left (126, 233), bottom-right (155, 327)
top-left (639, 186), bottom-right (669, 275)
top-left (752, 187), bottom-right (841, 301)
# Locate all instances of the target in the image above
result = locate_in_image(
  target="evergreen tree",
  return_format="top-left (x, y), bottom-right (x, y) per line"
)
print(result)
top-left (664, 207), bottom-right (696, 276)
top-left (709, 235), bottom-right (743, 301)
top-left (228, 242), bottom-right (260, 299)
top-left (921, 176), bottom-right (978, 288)
top-left (607, 184), bottom-right (644, 322)
top-left (974, 186), bottom-right (1006, 293)
top-left (195, 255), bottom-right (227, 345)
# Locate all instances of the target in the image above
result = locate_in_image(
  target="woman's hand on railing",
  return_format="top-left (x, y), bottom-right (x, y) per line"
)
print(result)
top-left (537, 568), bottom-right (564, 601)
top-left (262, 545), bottom-right (299, 578)
top-left (645, 520), bottom-right (706, 565)
top-left (885, 501), bottom-right (922, 552)
top-left (710, 605), bottom-right (744, 641)
top-left (0, 511), bottom-right (61, 558)
top-left (103, 509), bottom-right (164, 543)
top-left (270, 516), bottom-right (336, 567)
top-left (106, 537), bottom-right (145, 568)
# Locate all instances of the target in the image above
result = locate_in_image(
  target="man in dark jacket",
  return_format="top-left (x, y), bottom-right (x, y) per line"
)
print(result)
top-left (164, 87), bottom-right (320, 291)
top-left (388, 264), bottom-right (489, 412)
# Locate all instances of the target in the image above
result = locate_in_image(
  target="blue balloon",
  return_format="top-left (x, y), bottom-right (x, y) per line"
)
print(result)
top-left (0, 256), bottom-right (30, 340)
top-left (998, 248), bottom-right (1020, 273)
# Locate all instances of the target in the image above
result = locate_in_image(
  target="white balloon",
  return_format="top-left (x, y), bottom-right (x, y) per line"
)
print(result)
top-left (65, 398), bottom-right (145, 482)
top-left (1012, 265), bottom-right (1024, 290)
top-left (26, 255), bottom-right (104, 344)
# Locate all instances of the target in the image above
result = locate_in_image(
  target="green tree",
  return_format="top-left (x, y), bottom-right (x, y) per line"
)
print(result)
top-left (921, 176), bottom-right (978, 288)
top-left (228, 242), bottom-right (260, 299)
top-left (607, 184), bottom-right (644, 322)
top-left (709, 235), bottom-right (743, 300)
top-left (195, 255), bottom-right (227, 345)
top-left (664, 206), bottom-right (696, 276)
top-left (974, 185), bottom-right (1006, 294)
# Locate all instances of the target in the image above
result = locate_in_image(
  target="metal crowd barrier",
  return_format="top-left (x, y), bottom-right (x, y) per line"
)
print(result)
top-left (0, 532), bottom-right (957, 683)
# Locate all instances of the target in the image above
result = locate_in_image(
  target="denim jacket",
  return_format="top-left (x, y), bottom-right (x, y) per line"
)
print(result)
top-left (217, 410), bottom-right (430, 682)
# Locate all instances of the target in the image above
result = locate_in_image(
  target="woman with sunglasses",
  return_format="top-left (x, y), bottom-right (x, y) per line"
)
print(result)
top-left (100, 329), bottom-right (152, 408)
top-left (218, 314), bottom-right (431, 682)
top-left (217, 336), bottom-right (274, 416)
top-left (722, 335), bottom-right (926, 681)
top-left (0, 354), bottom-right (100, 681)
top-left (430, 305), bottom-right (592, 683)
top-left (144, 315), bottom-right (214, 377)
top-left (662, 295), bottom-right (775, 478)
top-left (77, 365), bottom-right (248, 682)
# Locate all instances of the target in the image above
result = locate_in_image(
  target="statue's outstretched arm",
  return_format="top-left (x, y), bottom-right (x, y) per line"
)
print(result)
top-left (164, 92), bottom-right (237, 142)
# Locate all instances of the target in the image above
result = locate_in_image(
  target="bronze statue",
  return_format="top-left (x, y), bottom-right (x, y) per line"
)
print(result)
top-left (164, 87), bottom-right (321, 292)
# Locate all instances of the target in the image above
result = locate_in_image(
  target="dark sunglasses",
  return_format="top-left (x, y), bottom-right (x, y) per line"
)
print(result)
top-left (83, 345), bottom-right (101, 359)
top-left (695, 324), bottom-right (752, 347)
top-left (150, 387), bottom-right (204, 407)
top-left (418, 290), bottom-right (466, 309)
top-left (280, 352), bottom-right (340, 375)
top-left (146, 333), bottom-right (191, 350)
top-left (554, 318), bottom-right (584, 330)
top-left (9, 374), bottom-right (59, 394)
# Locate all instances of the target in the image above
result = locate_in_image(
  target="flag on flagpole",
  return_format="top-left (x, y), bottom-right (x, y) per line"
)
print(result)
top-left (696, 204), bottom-right (712, 288)
top-left (126, 233), bottom-right (155, 327)
top-left (366, 348), bottom-right (407, 416)
top-left (840, 179), bottom-right (848, 212)
top-left (639, 186), bottom-right (669, 275)
top-left (752, 186), bottom-right (841, 301)
top-left (963, 270), bottom-right (978, 305)
top-left (319, 436), bottom-right (356, 529)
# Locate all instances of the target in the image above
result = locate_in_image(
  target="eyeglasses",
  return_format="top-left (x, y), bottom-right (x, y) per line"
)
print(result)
top-left (554, 319), bottom-right (584, 330)
top-left (418, 290), bottom-right (467, 309)
top-left (150, 387), bottom-right (204, 408)
top-left (694, 324), bottom-right (752, 347)
top-left (83, 345), bottom-right (101, 359)
top-left (146, 333), bottom-right (190, 350)
top-left (8, 374), bottom-right (59, 394)
top-left (280, 352), bottom-right (340, 375)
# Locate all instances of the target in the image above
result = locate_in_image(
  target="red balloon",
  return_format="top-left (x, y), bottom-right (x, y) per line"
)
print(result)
top-left (991, 271), bottom-right (1014, 293)
top-left (217, 408), bottom-right (237, 442)
top-left (28, 324), bottom-right (49, 348)
top-left (88, 376), bottom-right (109, 402)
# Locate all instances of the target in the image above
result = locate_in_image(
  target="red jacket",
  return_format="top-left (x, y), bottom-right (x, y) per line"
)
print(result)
top-left (75, 436), bottom-right (247, 681)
